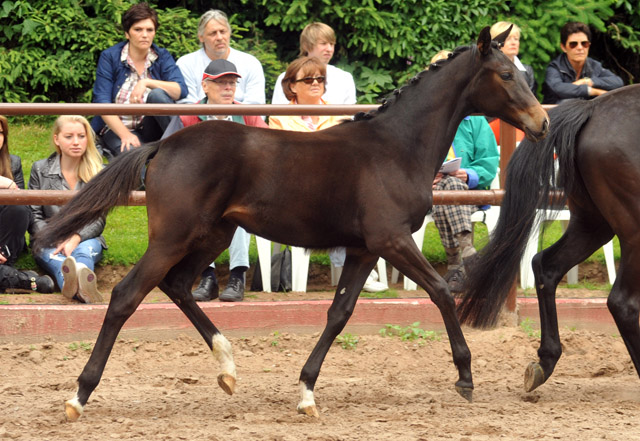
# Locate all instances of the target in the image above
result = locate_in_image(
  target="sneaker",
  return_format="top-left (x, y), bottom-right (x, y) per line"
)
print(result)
top-left (363, 274), bottom-right (388, 293)
top-left (61, 256), bottom-right (78, 299)
top-left (76, 264), bottom-right (103, 303)
top-left (447, 268), bottom-right (466, 294)
top-left (219, 275), bottom-right (244, 302)
top-left (192, 274), bottom-right (219, 302)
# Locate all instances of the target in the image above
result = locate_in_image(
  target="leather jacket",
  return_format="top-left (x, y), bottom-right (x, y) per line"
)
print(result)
top-left (28, 153), bottom-right (106, 248)
top-left (10, 154), bottom-right (25, 189)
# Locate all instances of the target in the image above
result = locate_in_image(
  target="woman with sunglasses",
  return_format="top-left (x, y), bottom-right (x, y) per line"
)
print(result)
top-left (542, 21), bottom-right (623, 104)
top-left (269, 56), bottom-right (388, 293)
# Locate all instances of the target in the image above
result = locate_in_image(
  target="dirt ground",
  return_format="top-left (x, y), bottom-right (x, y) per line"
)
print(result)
top-left (1, 325), bottom-right (639, 440)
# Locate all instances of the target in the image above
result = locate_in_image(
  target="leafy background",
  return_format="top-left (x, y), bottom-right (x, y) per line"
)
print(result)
top-left (0, 0), bottom-right (638, 106)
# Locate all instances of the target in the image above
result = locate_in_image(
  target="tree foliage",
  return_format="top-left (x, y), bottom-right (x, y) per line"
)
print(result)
top-left (0, 0), bottom-right (638, 105)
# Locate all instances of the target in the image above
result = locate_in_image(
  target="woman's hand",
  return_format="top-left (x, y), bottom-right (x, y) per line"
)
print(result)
top-left (53, 234), bottom-right (82, 257)
top-left (0, 176), bottom-right (17, 189)
top-left (120, 132), bottom-right (141, 152)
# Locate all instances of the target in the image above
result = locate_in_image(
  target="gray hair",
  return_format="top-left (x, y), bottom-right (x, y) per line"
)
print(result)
top-left (198, 9), bottom-right (231, 38)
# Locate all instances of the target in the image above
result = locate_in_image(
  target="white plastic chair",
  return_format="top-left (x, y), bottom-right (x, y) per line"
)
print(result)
top-left (519, 209), bottom-right (616, 289)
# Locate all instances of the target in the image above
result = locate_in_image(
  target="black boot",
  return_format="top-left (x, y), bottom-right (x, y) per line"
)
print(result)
top-left (192, 269), bottom-right (219, 302)
top-left (0, 266), bottom-right (54, 294)
top-left (219, 274), bottom-right (245, 302)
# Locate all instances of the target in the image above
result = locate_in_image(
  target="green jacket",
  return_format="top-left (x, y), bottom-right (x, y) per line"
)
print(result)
top-left (452, 116), bottom-right (499, 190)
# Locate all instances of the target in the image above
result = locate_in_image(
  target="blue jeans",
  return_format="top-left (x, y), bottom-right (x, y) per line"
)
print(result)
top-left (34, 238), bottom-right (103, 290)
top-left (209, 227), bottom-right (250, 271)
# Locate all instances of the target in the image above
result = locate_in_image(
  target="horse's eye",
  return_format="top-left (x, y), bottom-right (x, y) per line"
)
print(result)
top-left (500, 72), bottom-right (513, 81)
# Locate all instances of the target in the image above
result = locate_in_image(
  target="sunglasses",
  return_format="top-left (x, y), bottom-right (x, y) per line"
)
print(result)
top-left (567, 40), bottom-right (590, 49)
top-left (295, 76), bottom-right (325, 85)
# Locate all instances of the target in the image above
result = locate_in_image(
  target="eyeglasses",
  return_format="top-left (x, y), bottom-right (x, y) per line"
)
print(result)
top-left (567, 40), bottom-right (590, 49)
top-left (207, 79), bottom-right (238, 87)
top-left (295, 76), bottom-right (325, 85)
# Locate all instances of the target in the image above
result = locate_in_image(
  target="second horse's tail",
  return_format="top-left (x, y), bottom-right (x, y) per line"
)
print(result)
top-left (33, 142), bottom-right (160, 252)
top-left (457, 99), bottom-right (596, 328)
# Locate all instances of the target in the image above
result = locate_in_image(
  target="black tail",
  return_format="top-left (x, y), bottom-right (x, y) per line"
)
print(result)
top-left (457, 99), bottom-right (597, 327)
top-left (33, 142), bottom-right (160, 252)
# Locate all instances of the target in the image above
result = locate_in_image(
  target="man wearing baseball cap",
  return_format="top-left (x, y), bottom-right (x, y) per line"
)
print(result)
top-left (164, 59), bottom-right (267, 302)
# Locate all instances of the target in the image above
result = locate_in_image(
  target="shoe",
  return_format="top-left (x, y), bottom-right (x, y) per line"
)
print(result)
top-left (447, 268), bottom-right (466, 294)
top-left (76, 264), bottom-right (103, 303)
top-left (363, 273), bottom-right (388, 293)
top-left (61, 256), bottom-right (78, 299)
top-left (219, 275), bottom-right (244, 302)
top-left (192, 274), bottom-right (219, 302)
top-left (23, 270), bottom-right (55, 294)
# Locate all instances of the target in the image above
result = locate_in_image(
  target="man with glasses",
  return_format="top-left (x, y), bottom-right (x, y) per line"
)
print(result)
top-left (542, 21), bottom-right (623, 104)
top-left (164, 59), bottom-right (267, 302)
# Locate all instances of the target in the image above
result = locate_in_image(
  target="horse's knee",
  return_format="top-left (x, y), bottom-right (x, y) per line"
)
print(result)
top-left (607, 293), bottom-right (639, 328)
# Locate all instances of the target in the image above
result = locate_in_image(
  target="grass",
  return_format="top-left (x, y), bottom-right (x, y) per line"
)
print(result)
top-left (6, 121), bottom-right (621, 284)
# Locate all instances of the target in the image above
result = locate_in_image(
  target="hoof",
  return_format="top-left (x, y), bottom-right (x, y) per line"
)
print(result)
top-left (524, 362), bottom-right (546, 392)
top-left (64, 399), bottom-right (83, 422)
top-left (217, 373), bottom-right (236, 395)
top-left (455, 385), bottom-right (473, 403)
top-left (297, 404), bottom-right (320, 418)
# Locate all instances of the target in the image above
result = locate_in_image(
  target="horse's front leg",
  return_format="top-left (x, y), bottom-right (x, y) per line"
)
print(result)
top-left (381, 235), bottom-right (473, 402)
top-left (66, 253), bottom-right (169, 421)
top-left (297, 250), bottom-right (378, 417)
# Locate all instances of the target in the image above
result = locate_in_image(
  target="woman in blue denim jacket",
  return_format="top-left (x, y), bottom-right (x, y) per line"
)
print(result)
top-left (90, 2), bottom-right (187, 158)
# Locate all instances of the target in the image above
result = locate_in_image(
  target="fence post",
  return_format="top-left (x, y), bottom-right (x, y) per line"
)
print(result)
top-left (499, 121), bottom-right (518, 312)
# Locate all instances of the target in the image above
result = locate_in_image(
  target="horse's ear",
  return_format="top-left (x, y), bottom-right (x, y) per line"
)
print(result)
top-left (477, 26), bottom-right (492, 56)
top-left (493, 24), bottom-right (513, 48)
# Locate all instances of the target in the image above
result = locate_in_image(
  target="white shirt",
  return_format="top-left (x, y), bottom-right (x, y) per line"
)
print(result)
top-left (271, 64), bottom-right (356, 104)
top-left (176, 47), bottom-right (266, 104)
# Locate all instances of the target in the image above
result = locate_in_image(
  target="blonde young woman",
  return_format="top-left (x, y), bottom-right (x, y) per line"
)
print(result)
top-left (0, 116), bottom-right (54, 293)
top-left (29, 116), bottom-right (106, 303)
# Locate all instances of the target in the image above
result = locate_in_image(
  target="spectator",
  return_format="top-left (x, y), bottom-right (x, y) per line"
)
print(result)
top-left (164, 59), bottom-right (268, 302)
top-left (269, 56), bottom-right (386, 293)
top-left (90, 2), bottom-right (187, 158)
top-left (0, 116), bottom-right (54, 293)
top-left (429, 52), bottom-right (500, 294)
top-left (29, 116), bottom-right (106, 303)
top-left (490, 21), bottom-right (536, 94)
top-left (271, 22), bottom-right (356, 105)
top-left (176, 9), bottom-right (265, 105)
top-left (542, 21), bottom-right (623, 104)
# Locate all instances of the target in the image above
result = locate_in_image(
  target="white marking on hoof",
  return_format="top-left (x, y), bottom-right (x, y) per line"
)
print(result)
top-left (297, 382), bottom-right (319, 417)
top-left (212, 334), bottom-right (237, 392)
top-left (64, 395), bottom-right (83, 422)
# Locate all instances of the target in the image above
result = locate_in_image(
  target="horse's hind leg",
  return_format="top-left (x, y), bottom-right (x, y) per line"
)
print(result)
top-left (526, 214), bottom-right (613, 392)
top-left (607, 248), bottom-right (640, 378)
top-left (297, 249), bottom-right (378, 417)
top-left (158, 223), bottom-right (238, 395)
top-left (65, 249), bottom-right (177, 421)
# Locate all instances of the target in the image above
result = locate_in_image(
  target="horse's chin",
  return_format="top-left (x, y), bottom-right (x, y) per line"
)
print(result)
top-left (524, 127), bottom-right (548, 143)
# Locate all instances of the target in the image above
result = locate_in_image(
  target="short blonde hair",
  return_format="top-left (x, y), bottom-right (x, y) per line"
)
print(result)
top-left (430, 50), bottom-right (452, 66)
top-left (299, 22), bottom-right (336, 57)
top-left (51, 115), bottom-right (103, 183)
top-left (490, 21), bottom-right (521, 40)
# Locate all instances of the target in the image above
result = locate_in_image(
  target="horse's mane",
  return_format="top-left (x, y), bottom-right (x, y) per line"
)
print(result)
top-left (349, 44), bottom-right (484, 123)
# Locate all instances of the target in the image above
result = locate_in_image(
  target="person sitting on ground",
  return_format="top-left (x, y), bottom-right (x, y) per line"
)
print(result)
top-left (163, 59), bottom-right (268, 302)
top-left (90, 2), bottom-right (187, 158)
top-left (542, 21), bottom-right (623, 104)
top-left (429, 51), bottom-right (500, 294)
top-left (176, 9), bottom-right (265, 105)
top-left (0, 115), bottom-right (54, 293)
top-left (271, 22), bottom-right (356, 105)
top-left (29, 116), bottom-right (106, 303)
top-left (269, 56), bottom-right (386, 293)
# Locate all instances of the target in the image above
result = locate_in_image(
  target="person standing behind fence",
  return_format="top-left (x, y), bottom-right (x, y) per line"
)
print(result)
top-left (0, 116), bottom-right (54, 294)
top-left (29, 116), bottom-right (106, 303)
top-left (163, 59), bottom-right (268, 302)
top-left (90, 2), bottom-right (187, 158)
top-left (271, 22), bottom-right (356, 105)
top-left (542, 21), bottom-right (623, 104)
top-left (176, 9), bottom-right (265, 105)
top-left (490, 21), bottom-right (536, 94)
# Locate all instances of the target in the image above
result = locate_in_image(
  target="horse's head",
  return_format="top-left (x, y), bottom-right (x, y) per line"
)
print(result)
top-left (469, 26), bottom-right (549, 142)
